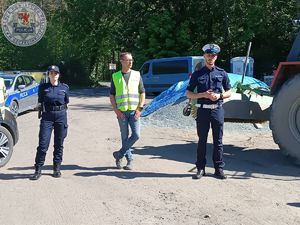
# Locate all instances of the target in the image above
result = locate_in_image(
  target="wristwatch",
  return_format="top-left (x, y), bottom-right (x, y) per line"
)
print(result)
top-left (220, 93), bottom-right (224, 100)
top-left (138, 106), bottom-right (144, 111)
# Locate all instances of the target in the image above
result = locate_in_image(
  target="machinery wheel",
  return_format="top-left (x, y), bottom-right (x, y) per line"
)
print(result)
top-left (270, 75), bottom-right (300, 162)
top-left (0, 126), bottom-right (14, 167)
top-left (9, 100), bottom-right (19, 117)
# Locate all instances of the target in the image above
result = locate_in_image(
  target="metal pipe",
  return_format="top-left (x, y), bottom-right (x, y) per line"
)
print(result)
top-left (241, 42), bottom-right (252, 84)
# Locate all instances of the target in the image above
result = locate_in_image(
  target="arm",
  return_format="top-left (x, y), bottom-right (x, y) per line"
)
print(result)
top-left (110, 94), bottom-right (125, 119)
top-left (64, 85), bottom-right (70, 105)
top-left (134, 76), bottom-right (146, 119)
top-left (138, 77), bottom-right (146, 108)
top-left (37, 84), bottom-right (44, 119)
top-left (219, 71), bottom-right (232, 100)
top-left (186, 90), bottom-right (214, 99)
top-left (221, 89), bottom-right (232, 99)
top-left (134, 92), bottom-right (145, 120)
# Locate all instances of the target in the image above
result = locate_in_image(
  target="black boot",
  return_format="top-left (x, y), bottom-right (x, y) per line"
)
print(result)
top-left (214, 169), bottom-right (227, 180)
top-left (113, 152), bottom-right (123, 169)
top-left (53, 164), bottom-right (61, 178)
top-left (123, 159), bottom-right (133, 170)
top-left (192, 169), bottom-right (205, 180)
top-left (30, 166), bottom-right (42, 180)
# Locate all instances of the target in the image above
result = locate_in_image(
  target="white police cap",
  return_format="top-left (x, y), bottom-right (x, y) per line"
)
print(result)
top-left (202, 44), bottom-right (221, 54)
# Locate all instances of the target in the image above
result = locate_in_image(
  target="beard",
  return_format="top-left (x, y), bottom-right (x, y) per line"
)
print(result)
top-left (206, 59), bottom-right (214, 65)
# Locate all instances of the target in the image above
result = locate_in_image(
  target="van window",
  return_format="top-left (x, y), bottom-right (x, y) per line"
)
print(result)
top-left (193, 58), bottom-right (205, 72)
top-left (140, 63), bottom-right (150, 75)
top-left (152, 60), bottom-right (188, 75)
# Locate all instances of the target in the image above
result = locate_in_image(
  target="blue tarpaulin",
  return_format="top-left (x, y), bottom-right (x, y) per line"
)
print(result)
top-left (141, 73), bottom-right (269, 117)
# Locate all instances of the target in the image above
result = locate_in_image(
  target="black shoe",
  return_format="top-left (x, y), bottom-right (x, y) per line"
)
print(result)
top-left (53, 164), bottom-right (61, 178)
top-left (123, 159), bottom-right (133, 170)
top-left (192, 169), bottom-right (205, 179)
top-left (113, 151), bottom-right (122, 169)
top-left (30, 166), bottom-right (42, 180)
top-left (214, 169), bottom-right (227, 179)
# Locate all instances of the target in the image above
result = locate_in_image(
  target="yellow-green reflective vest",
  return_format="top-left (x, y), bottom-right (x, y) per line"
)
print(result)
top-left (112, 70), bottom-right (140, 111)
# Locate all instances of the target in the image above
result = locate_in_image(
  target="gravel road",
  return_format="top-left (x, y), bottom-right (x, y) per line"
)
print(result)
top-left (0, 87), bottom-right (299, 225)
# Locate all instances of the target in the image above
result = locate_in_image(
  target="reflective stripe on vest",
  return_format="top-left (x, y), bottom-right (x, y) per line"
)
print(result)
top-left (112, 70), bottom-right (140, 111)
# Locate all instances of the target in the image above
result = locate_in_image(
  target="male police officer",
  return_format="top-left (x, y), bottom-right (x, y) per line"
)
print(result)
top-left (110, 52), bottom-right (145, 170)
top-left (31, 65), bottom-right (69, 180)
top-left (187, 44), bottom-right (232, 180)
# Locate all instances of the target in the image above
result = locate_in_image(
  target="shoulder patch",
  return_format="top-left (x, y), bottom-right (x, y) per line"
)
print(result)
top-left (215, 66), bottom-right (224, 71)
top-left (62, 83), bottom-right (69, 89)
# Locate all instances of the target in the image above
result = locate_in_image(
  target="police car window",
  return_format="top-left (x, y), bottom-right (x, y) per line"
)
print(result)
top-left (15, 76), bottom-right (25, 90)
top-left (23, 75), bottom-right (33, 86)
top-left (153, 60), bottom-right (188, 75)
top-left (140, 63), bottom-right (149, 75)
top-left (4, 79), bottom-right (14, 88)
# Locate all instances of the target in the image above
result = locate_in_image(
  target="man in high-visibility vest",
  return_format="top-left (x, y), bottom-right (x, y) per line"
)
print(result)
top-left (110, 52), bottom-right (145, 170)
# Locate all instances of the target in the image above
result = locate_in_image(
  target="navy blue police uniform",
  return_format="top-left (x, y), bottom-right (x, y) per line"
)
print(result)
top-left (32, 65), bottom-right (69, 180)
top-left (187, 45), bottom-right (231, 177)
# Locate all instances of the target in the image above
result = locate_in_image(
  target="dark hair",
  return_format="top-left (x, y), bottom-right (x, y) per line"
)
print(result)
top-left (120, 52), bottom-right (132, 60)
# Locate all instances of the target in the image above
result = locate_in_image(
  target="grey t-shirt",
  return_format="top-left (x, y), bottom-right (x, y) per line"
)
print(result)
top-left (110, 71), bottom-right (145, 95)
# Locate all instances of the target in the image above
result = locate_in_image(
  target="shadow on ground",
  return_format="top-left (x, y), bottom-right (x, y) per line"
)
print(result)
top-left (131, 142), bottom-right (300, 181)
top-left (287, 202), bottom-right (300, 208)
top-left (3, 164), bottom-right (189, 180)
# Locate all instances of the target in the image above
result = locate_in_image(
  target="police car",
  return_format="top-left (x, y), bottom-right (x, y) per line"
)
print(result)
top-left (0, 107), bottom-right (19, 167)
top-left (0, 78), bottom-right (19, 167)
top-left (0, 73), bottom-right (39, 117)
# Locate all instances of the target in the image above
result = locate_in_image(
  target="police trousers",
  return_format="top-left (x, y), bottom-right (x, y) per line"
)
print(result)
top-left (195, 107), bottom-right (225, 170)
top-left (35, 110), bottom-right (68, 167)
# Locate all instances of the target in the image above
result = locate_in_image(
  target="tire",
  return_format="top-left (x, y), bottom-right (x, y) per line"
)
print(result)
top-left (0, 126), bottom-right (14, 167)
top-left (270, 75), bottom-right (300, 162)
top-left (9, 100), bottom-right (19, 117)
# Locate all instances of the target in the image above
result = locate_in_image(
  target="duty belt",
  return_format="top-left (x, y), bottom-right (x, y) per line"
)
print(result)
top-left (195, 103), bottom-right (222, 109)
top-left (45, 105), bottom-right (67, 112)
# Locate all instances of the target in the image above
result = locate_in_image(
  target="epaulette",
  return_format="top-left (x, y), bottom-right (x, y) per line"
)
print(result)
top-left (61, 83), bottom-right (69, 89)
top-left (215, 66), bottom-right (225, 71)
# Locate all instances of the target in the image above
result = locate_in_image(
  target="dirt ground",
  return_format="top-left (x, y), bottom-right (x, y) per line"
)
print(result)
top-left (0, 87), bottom-right (299, 225)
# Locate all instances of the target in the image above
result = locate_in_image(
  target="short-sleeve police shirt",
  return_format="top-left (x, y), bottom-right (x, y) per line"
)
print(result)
top-left (38, 82), bottom-right (69, 108)
top-left (187, 66), bottom-right (231, 104)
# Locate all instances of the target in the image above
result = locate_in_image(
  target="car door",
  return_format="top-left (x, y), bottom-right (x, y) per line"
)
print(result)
top-left (140, 62), bottom-right (152, 91)
top-left (23, 75), bottom-right (38, 109)
top-left (14, 75), bottom-right (27, 111)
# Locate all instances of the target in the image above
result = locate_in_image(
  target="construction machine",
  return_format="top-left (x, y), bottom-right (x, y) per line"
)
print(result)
top-left (269, 22), bottom-right (300, 162)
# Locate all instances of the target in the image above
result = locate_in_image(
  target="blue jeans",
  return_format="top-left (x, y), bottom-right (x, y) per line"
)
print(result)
top-left (117, 110), bottom-right (140, 161)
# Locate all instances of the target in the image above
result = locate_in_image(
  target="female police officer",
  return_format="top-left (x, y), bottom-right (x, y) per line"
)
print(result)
top-left (187, 44), bottom-right (232, 180)
top-left (31, 65), bottom-right (69, 180)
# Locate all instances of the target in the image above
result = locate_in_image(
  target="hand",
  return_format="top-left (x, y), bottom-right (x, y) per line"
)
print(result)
top-left (115, 109), bottom-right (125, 119)
top-left (204, 89), bottom-right (217, 101)
top-left (210, 93), bottom-right (219, 101)
top-left (134, 109), bottom-right (141, 120)
top-left (199, 89), bottom-right (212, 99)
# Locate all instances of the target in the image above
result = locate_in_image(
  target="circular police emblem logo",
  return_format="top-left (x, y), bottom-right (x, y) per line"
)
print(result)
top-left (1, 2), bottom-right (47, 47)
